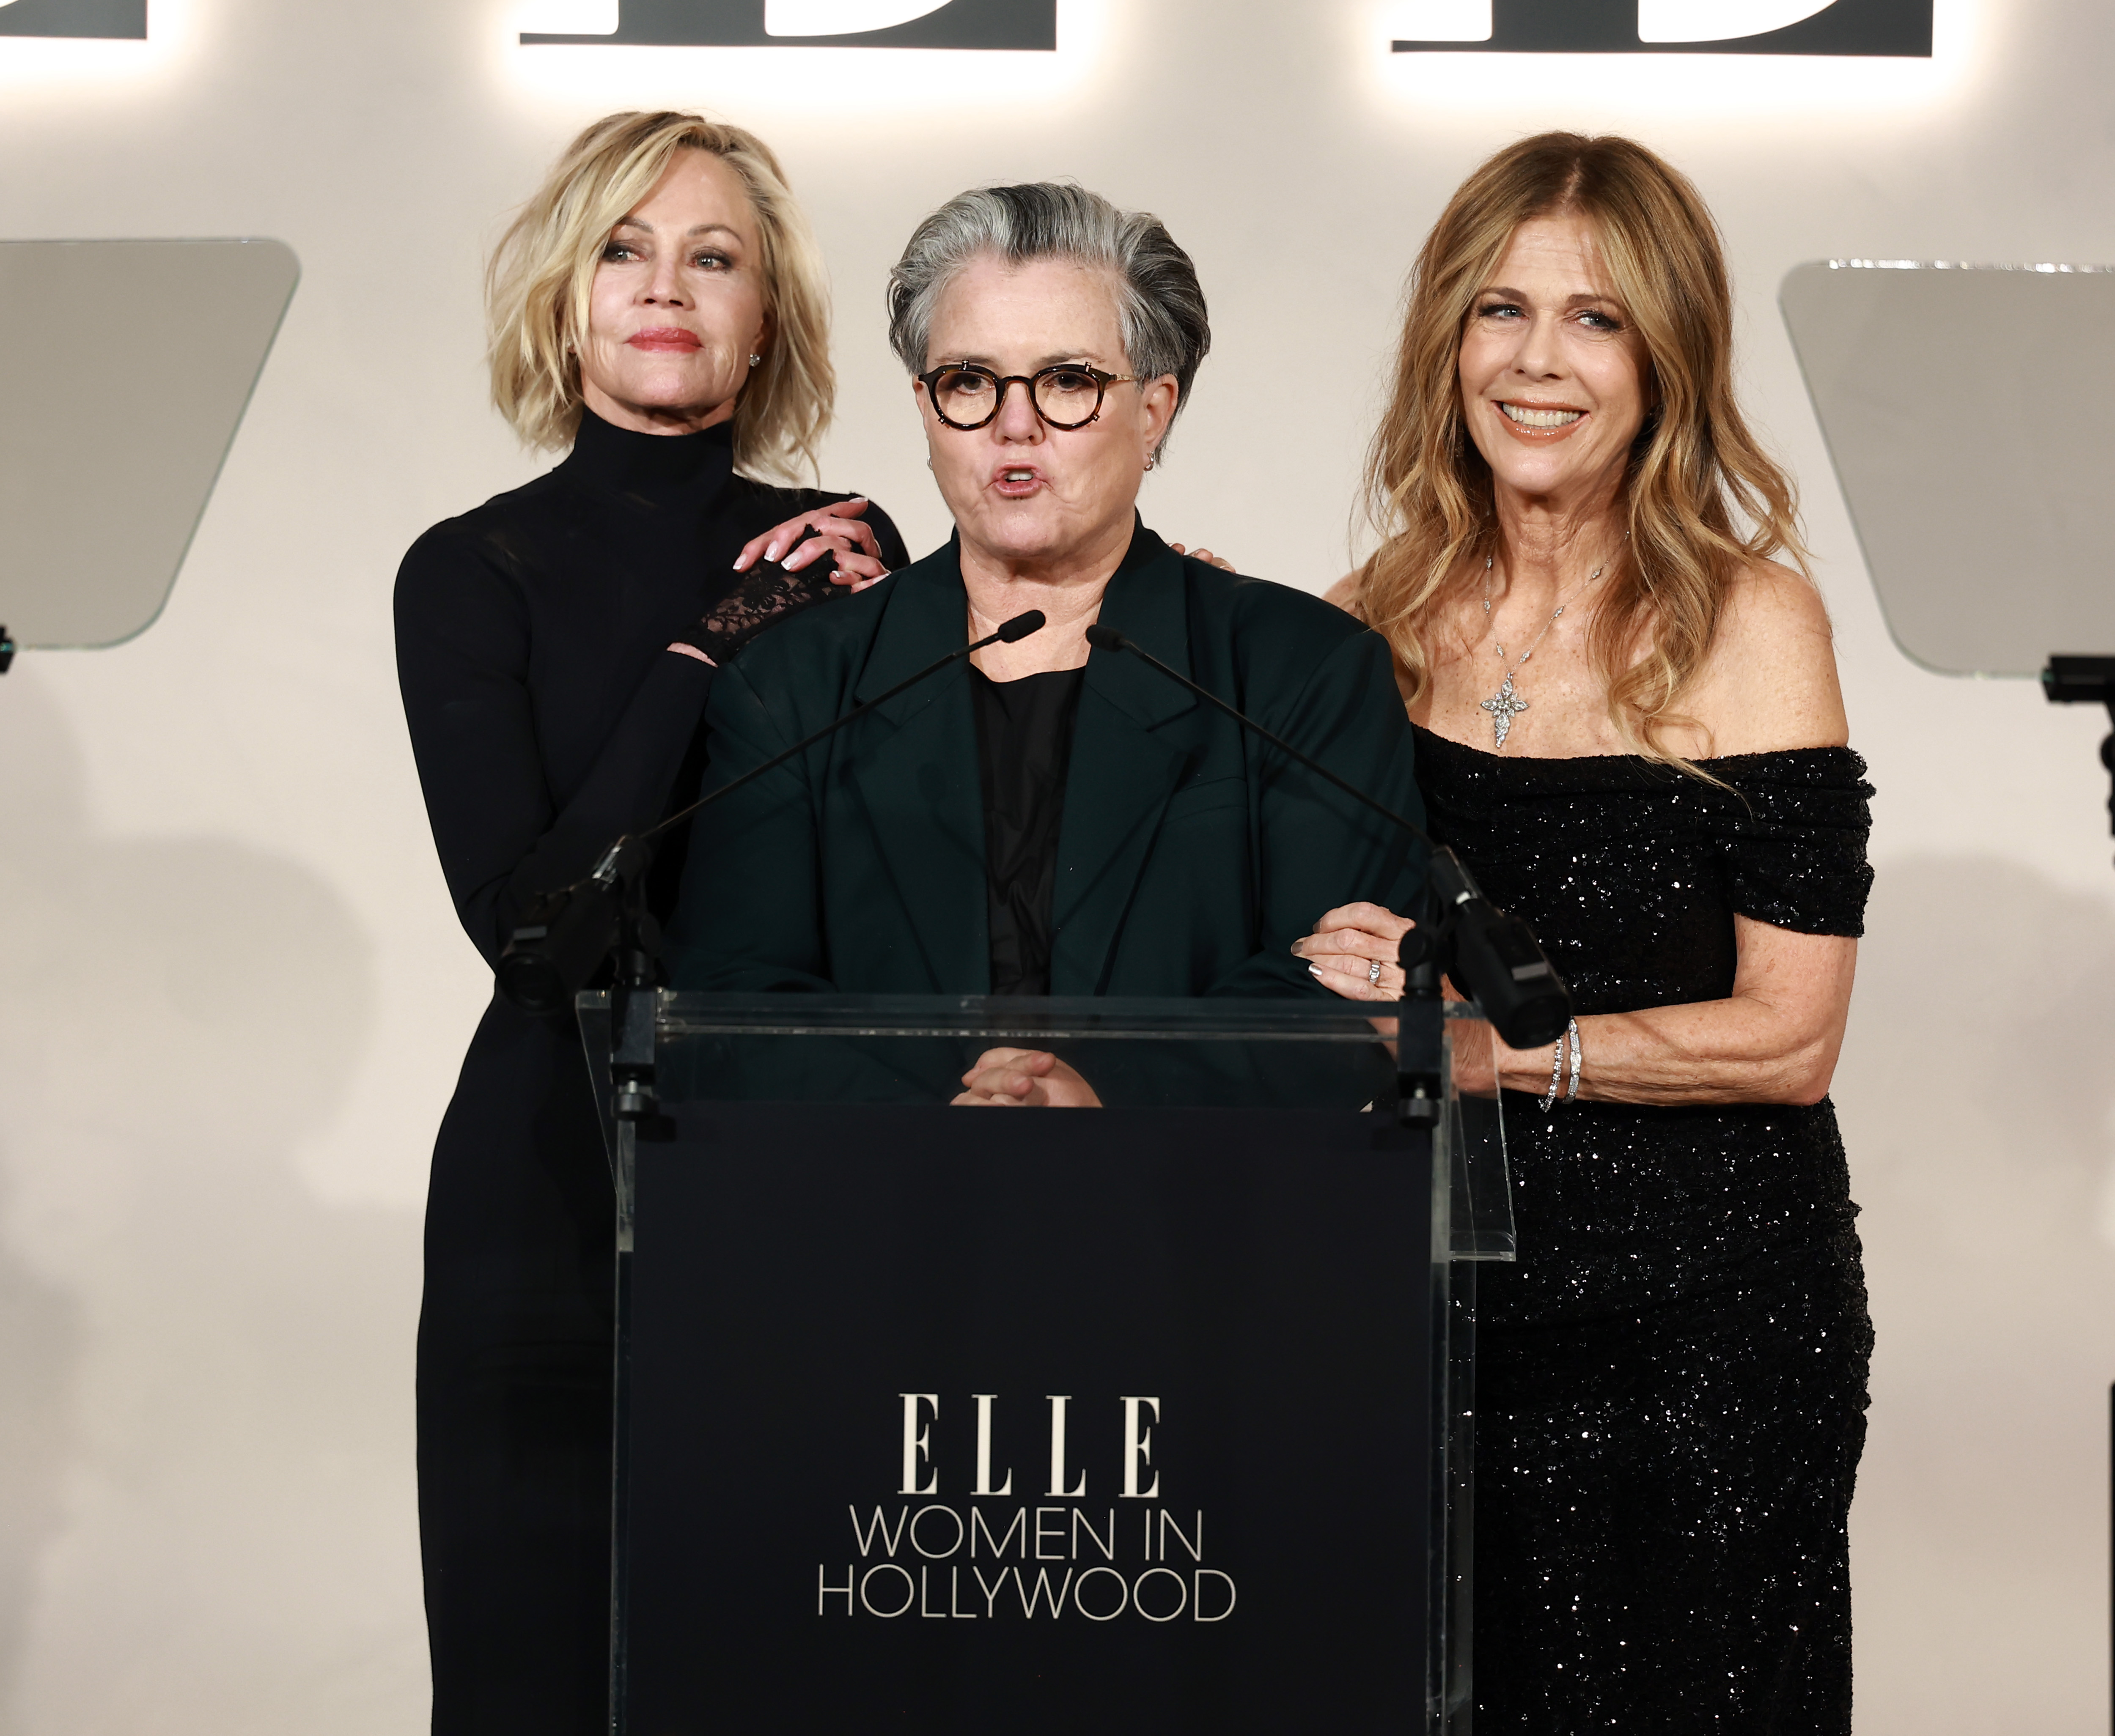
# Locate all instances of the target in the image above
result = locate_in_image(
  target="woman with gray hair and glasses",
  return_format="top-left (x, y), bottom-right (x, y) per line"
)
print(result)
top-left (665, 183), bottom-right (1423, 1103)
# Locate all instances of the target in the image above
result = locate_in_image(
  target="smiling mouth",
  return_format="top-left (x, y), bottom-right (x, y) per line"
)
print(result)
top-left (1500, 403), bottom-right (1585, 429)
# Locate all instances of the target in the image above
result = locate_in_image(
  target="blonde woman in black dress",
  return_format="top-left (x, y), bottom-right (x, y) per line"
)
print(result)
top-left (396, 112), bottom-right (904, 1733)
top-left (1295, 134), bottom-right (1873, 1732)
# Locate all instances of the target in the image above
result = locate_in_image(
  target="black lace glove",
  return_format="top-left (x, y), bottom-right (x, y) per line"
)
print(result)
top-left (672, 550), bottom-right (848, 666)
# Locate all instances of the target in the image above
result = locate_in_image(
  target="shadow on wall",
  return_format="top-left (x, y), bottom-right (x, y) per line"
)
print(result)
top-left (1834, 856), bottom-right (2115, 1736)
top-left (0, 671), bottom-right (428, 1735)
top-left (0, 1166), bottom-right (80, 1729)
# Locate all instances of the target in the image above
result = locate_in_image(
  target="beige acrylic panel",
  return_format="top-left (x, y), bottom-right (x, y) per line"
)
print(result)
top-left (1780, 260), bottom-right (2115, 677)
top-left (0, 239), bottom-right (298, 648)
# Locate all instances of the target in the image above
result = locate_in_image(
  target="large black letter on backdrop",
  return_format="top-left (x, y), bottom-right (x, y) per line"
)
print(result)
top-left (1395, 0), bottom-right (1930, 56)
top-left (0, 0), bottom-right (144, 38)
top-left (523, 0), bottom-right (1055, 49)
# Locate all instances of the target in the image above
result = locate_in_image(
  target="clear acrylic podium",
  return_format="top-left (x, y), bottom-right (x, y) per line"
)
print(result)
top-left (577, 991), bottom-right (1508, 1735)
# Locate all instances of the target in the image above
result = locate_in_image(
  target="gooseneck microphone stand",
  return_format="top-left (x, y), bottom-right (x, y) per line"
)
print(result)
top-left (494, 609), bottom-right (1052, 1122)
top-left (1080, 622), bottom-right (1574, 1123)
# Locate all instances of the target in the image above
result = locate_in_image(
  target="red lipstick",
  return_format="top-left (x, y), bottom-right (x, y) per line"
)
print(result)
top-left (627, 327), bottom-right (703, 353)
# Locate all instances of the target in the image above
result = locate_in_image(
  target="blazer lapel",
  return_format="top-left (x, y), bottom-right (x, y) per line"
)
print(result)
top-left (1050, 533), bottom-right (1199, 994)
top-left (847, 546), bottom-right (989, 992)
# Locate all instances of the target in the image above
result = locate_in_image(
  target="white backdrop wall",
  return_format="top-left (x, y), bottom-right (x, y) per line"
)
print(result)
top-left (2, 0), bottom-right (2112, 1729)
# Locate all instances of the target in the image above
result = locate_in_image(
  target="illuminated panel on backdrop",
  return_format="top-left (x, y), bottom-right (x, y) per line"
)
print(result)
top-left (0, 0), bottom-right (144, 38)
top-left (522, 0), bottom-right (1055, 48)
top-left (1393, 0), bottom-right (1931, 54)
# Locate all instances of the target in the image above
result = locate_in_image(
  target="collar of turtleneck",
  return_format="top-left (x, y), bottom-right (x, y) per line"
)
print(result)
top-left (562, 406), bottom-right (736, 509)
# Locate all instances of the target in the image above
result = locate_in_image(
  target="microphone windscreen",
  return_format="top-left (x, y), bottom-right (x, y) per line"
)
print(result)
top-left (1083, 622), bottom-right (1123, 650)
top-left (1450, 902), bottom-right (1573, 1050)
top-left (496, 882), bottom-right (622, 1015)
top-left (997, 610), bottom-right (1047, 643)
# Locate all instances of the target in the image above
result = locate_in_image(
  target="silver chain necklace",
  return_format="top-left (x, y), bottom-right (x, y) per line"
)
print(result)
top-left (1476, 540), bottom-right (1621, 751)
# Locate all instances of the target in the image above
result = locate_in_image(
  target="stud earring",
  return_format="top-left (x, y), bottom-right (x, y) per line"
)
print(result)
top-left (748, 353), bottom-right (762, 367)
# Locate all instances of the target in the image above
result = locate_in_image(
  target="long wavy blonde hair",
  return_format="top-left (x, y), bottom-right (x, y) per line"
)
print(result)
top-left (486, 110), bottom-right (834, 480)
top-left (1357, 132), bottom-right (1806, 762)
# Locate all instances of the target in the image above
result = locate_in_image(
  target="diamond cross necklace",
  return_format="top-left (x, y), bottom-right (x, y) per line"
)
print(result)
top-left (1478, 545), bottom-right (1616, 751)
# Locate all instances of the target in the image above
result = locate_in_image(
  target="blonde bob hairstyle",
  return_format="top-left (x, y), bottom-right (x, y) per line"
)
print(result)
top-left (1356, 132), bottom-right (1807, 765)
top-left (486, 110), bottom-right (834, 480)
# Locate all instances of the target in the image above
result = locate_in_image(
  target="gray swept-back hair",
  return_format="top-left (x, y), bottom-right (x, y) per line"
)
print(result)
top-left (886, 182), bottom-right (1210, 454)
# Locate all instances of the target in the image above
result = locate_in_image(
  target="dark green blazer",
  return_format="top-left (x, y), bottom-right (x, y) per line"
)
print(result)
top-left (664, 526), bottom-right (1423, 997)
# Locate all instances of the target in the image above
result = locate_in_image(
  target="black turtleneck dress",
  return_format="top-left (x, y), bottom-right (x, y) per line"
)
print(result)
top-left (393, 410), bottom-right (905, 1736)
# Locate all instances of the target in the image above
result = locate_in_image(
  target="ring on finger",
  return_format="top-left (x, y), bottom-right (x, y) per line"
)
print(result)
top-left (1367, 958), bottom-right (1383, 988)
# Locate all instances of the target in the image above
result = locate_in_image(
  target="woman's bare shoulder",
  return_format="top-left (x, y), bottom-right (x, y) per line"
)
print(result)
top-left (1323, 570), bottom-right (1366, 620)
top-left (1724, 557), bottom-right (1834, 634)
top-left (1686, 559), bottom-right (1849, 756)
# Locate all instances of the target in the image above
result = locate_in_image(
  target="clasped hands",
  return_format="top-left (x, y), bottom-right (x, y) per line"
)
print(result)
top-left (735, 498), bottom-right (893, 590)
top-left (952, 1048), bottom-right (1102, 1108)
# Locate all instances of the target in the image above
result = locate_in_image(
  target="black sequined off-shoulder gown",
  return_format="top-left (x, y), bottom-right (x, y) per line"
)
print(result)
top-left (1410, 724), bottom-right (1876, 1734)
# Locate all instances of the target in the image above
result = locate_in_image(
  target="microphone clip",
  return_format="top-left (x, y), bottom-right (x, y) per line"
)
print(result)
top-left (2042, 654), bottom-right (2115, 865)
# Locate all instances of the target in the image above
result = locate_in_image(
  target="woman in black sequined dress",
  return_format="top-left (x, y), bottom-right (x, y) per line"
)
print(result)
top-left (1297, 135), bottom-right (1873, 1731)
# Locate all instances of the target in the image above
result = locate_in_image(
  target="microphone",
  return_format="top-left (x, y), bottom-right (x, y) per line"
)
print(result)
top-left (496, 610), bottom-right (1048, 1014)
top-left (494, 836), bottom-right (651, 1016)
top-left (1082, 620), bottom-right (1571, 1050)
